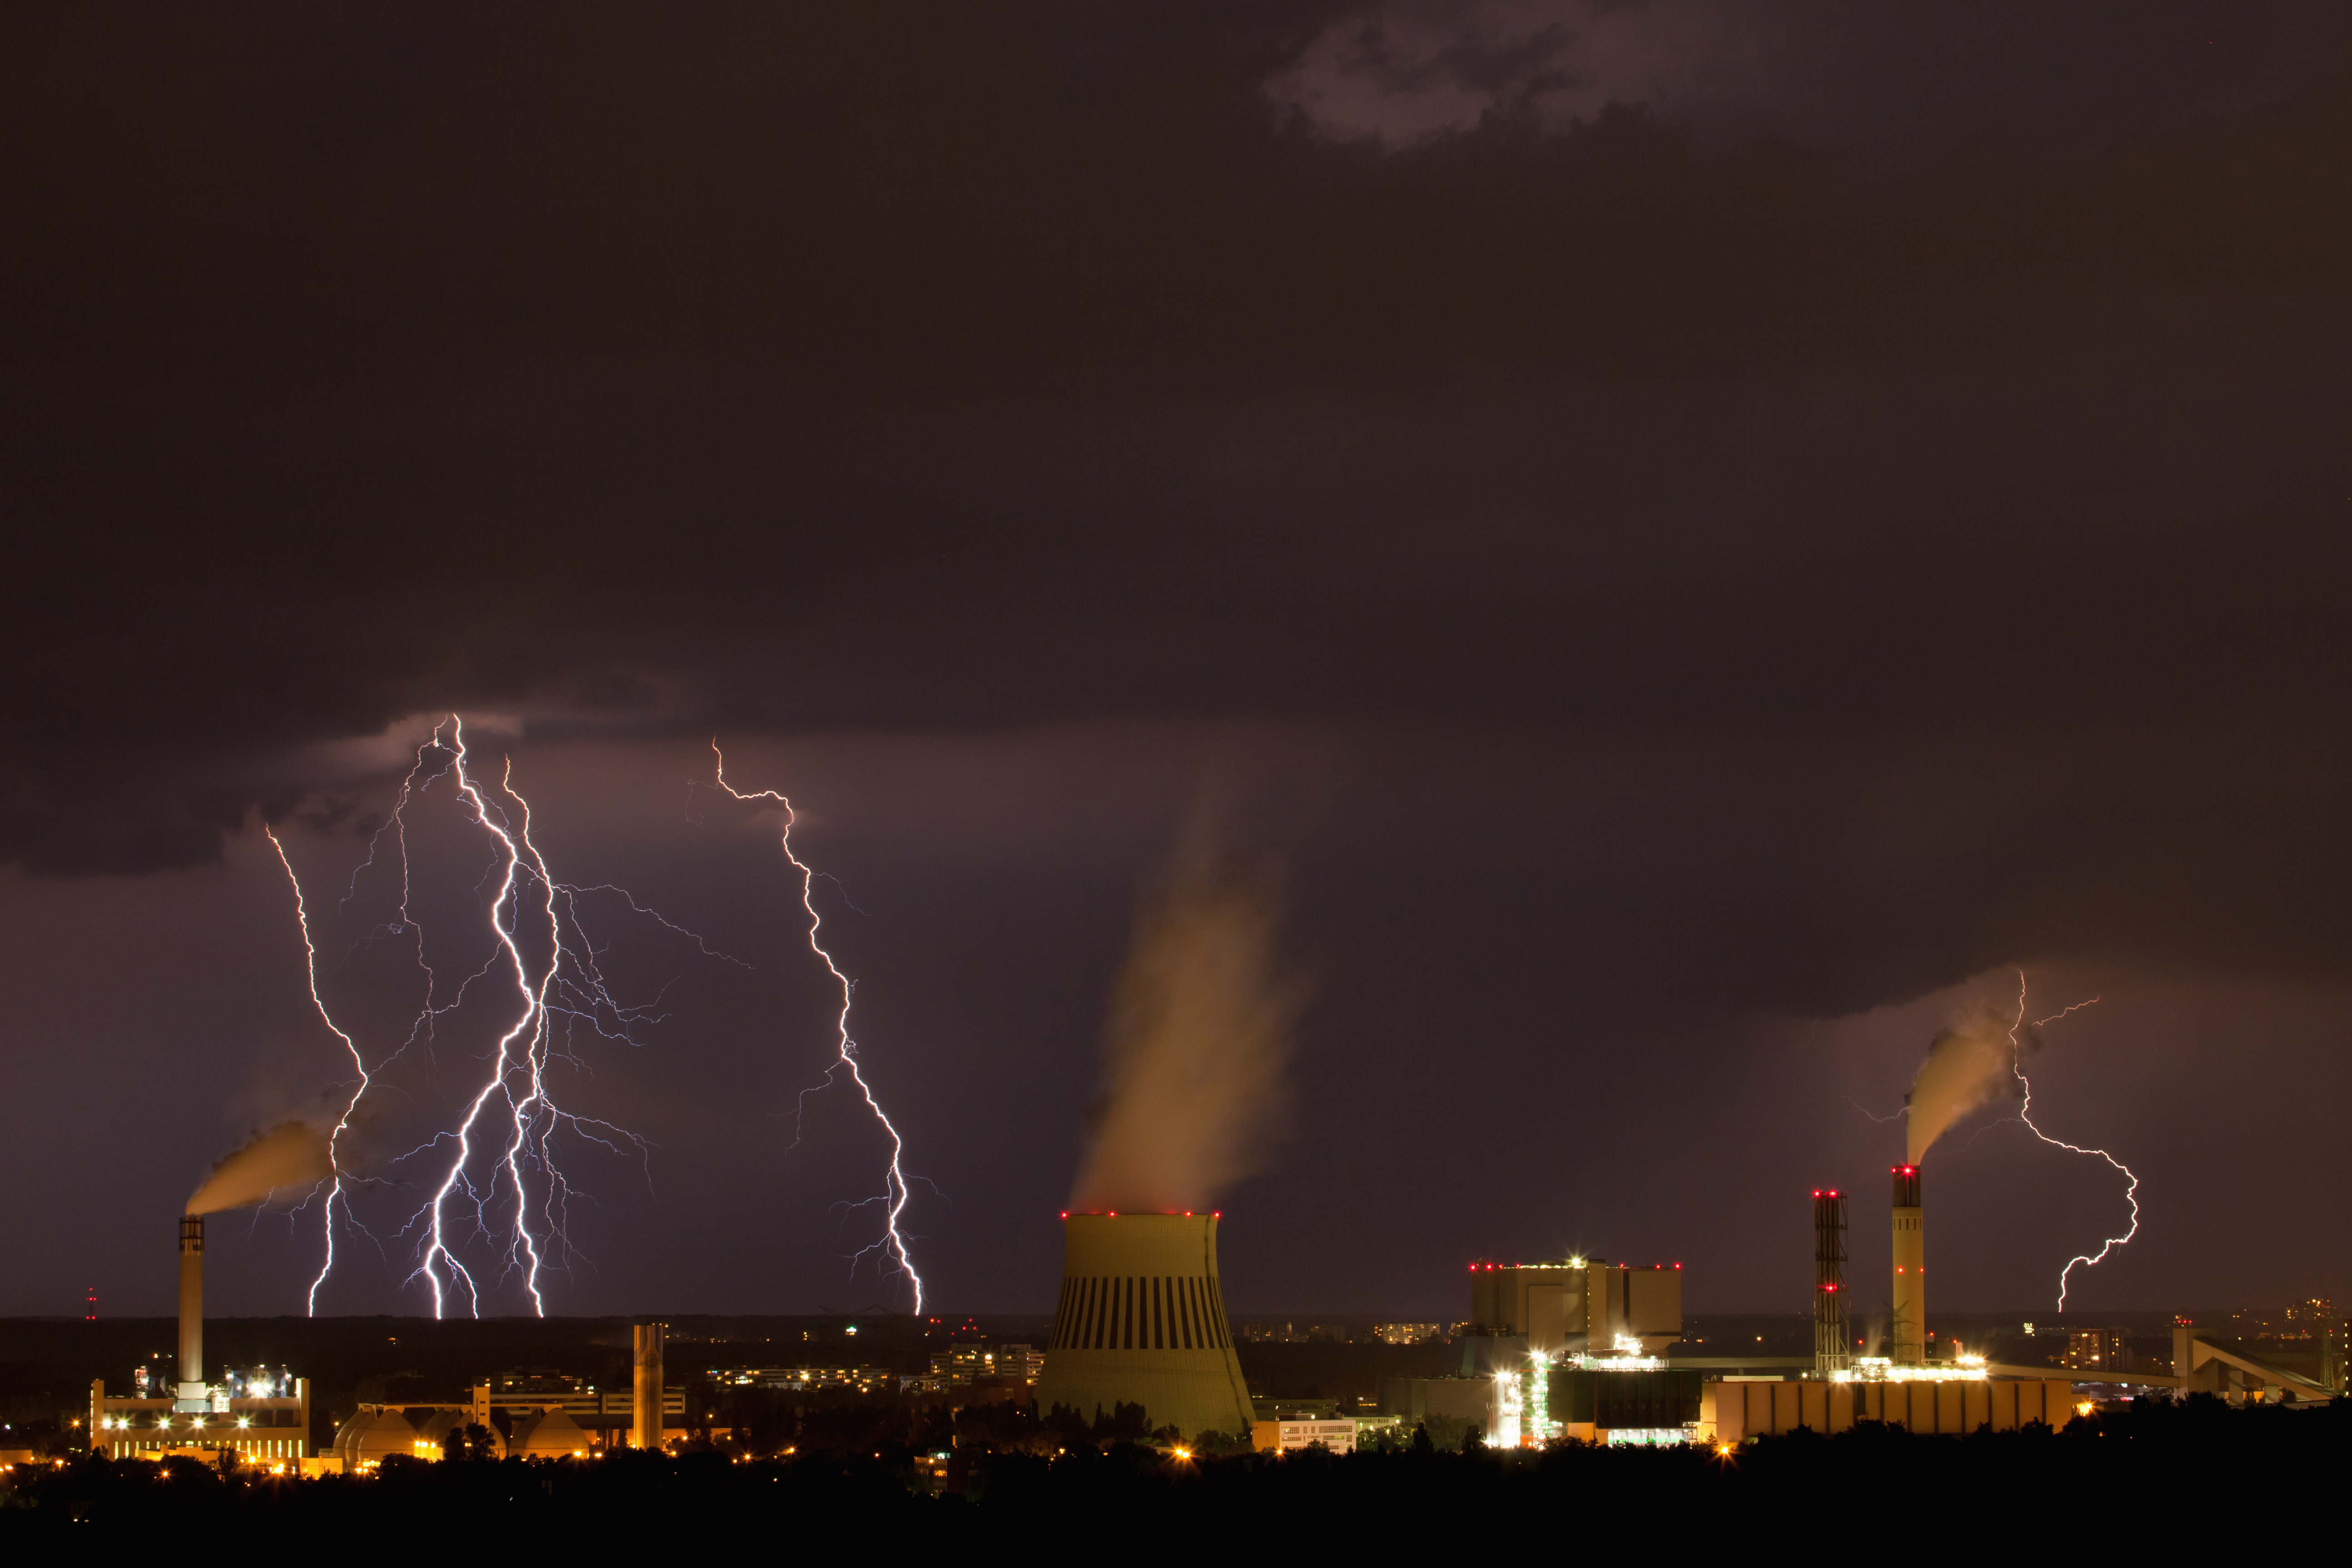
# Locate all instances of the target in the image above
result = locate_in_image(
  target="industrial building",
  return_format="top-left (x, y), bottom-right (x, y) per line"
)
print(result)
top-left (94, 1216), bottom-right (699, 1468)
top-left (1251, 1416), bottom-right (1359, 1453)
top-left (329, 1330), bottom-right (691, 1469)
top-left (330, 1396), bottom-right (634, 1468)
top-left (89, 1216), bottom-right (314, 1466)
top-left (1034, 1211), bottom-right (1257, 1441)
top-left (90, 1375), bottom-right (313, 1466)
top-left (1381, 1254), bottom-right (1696, 1444)
top-left (1466, 1257), bottom-right (1683, 1357)
top-left (1700, 1167), bottom-right (2262, 1440)
top-left (1710, 1377), bottom-right (2080, 1439)
top-left (2171, 1323), bottom-right (2340, 1404)
top-left (1382, 1164), bottom-right (2266, 1448)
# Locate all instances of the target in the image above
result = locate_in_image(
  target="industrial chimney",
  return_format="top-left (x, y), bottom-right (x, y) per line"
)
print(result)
top-left (1812, 1189), bottom-right (1849, 1374)
top-left (632, 1323), bottom-right (665, 1450)
top-left (176, 1215), bottom-right (206, 1409)
top-left (1033, 1212), bottom-right (1255, 1442)
top-left (1890, 1165), bottom-right (1924, 1364)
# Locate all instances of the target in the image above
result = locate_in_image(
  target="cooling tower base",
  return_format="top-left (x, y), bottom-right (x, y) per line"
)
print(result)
top-left (1034, 1212), bottom-right (1257, 1442)
top-left (1037, 1349), bottom-right (1255, 1439)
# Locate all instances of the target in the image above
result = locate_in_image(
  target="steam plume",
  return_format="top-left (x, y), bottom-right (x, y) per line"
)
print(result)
top-left (1069, 833), bottom-right (1304, 1213)
top-left (186, 1122), bottom-right (334, 1216)
top-left (1904, 1008), bottom-right (2031, 1164)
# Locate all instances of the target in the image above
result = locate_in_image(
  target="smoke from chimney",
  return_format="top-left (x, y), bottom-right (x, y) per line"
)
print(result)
top-left (186, 1122), bottom-right (333, 1216)
top-left (1068, 829), bottom-right (1304, 1214)
top-left (1904, 1008), bottom-right (2032, 1163)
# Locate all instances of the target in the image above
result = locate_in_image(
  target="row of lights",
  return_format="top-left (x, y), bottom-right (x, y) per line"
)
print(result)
top-left (1467, 1259), bottom-right (1681, 1271)
top-left (101, 1415), bottom-right (258, 1430)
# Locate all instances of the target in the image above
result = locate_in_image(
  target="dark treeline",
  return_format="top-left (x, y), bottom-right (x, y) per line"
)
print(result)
top-left (3, 1396), bottom-right (2341, 1545)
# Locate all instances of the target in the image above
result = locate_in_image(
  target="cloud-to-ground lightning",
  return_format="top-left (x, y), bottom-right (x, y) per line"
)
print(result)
top-left (2008, 973), bottom-right (2139, 1310)
top-left (270, 716), bottom-right (735, 1316)
top-left (264, 825), bottom-right (371, 1316)
top-left (706, 743), bottom-right (927, 1313)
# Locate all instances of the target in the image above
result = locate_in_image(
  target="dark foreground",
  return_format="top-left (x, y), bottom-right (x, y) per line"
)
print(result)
top-left (5, 1396), bottom-right (2339, 1547)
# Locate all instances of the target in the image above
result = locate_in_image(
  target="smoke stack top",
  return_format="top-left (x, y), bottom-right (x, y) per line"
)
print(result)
top-left (185, 1122), bottom-right (333, 1216)
top-left (1068, 829), bottom-right (1303, 1215)
top-left (1903, 1008), bottom-right (2027, 1164)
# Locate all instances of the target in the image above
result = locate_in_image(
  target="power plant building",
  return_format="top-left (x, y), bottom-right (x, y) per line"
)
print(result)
top-left (1404, 1173), bottom-right (2171, 1447)
top-left (90, 1375), bottom-right (313, 1465)
top-left (1467, 1257), bottom-right (1683, 1356)
top-left (91, 1216), bottom-right (314, 1465)
top-left (1709, 1377), bottom-right (2080, 1440)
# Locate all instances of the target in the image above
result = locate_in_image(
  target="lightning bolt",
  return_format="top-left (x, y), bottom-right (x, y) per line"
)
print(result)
top-left (271, 716), bottom-right (730, 1317)
top-left (2008, 973), bottom-right (2138, 1311)
top-left (707, 742), bottom-right (927, 1313)
top-left (264, 824), bottom-right (370, 1317)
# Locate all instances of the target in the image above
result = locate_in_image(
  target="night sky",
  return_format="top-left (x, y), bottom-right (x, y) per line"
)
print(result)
top-left (6, 2), bottom-right (2352, 1324)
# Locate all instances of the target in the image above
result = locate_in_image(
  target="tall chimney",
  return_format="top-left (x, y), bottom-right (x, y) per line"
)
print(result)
top-left (1890, 1165), bottom-right (1924, 1364)
top-left (632, 1322), bottom-right (665, 1450)
top-left (1812, 1189), bottom-right (1849, 1374)
top-left (1033, 1212), bottom-right (1256, 1443)
top-left (177, 1215), bottom-right (206, 1403)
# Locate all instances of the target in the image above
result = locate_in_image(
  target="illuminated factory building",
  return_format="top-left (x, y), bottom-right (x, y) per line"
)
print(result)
top-left (1467, 1255), bottom-right (1684, 1358)
top-left (333, 1325), bottom-right (691, 1468)
top-left (1717, 1169), bottom-right (2116, 1439)
top-left (1455, 1257), bottom-right (1700, 1446)
top-left (1402, 1168), bottom-right (2193, 1448)
top-left (89, 1217), bottom-right (314, 1466)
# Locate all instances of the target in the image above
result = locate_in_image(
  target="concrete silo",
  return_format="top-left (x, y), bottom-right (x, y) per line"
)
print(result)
top-left (1034, 1212), bottom-right (1256, 1442)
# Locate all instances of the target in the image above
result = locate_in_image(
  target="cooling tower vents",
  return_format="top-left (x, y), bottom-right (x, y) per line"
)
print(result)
top-left (1033, 1212), bottom-right (1256, 1442)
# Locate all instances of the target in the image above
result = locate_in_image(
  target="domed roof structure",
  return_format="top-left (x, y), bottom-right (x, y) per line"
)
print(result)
top-left (333, 1408), bottom-right (427, 1471)
top-left (412, 1409), bottom-right (465, 1453)
top-left (503, 1408), bottom-right (590, 1460)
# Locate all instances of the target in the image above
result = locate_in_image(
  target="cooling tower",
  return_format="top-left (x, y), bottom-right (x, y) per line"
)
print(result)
top-left (1890, 1165), bottom-right (1925, 1364)
top-left (176, 1215), bottom-right (206, 1407)
top-left (632, 1323), bottom-right (665, 1450)
top-left (1034, 1212), bottom-right (1255, 1442)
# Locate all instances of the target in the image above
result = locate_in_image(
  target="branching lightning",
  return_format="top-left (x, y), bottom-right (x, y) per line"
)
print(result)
top-left (706, 742), bottom-right (927, 1313)
top-left (265, 825), bottom-right (371, 1316)
top-left (2008, 972), bottom-right (2138, 1311)
top-left (270, 717), bottom-right (731, 1317)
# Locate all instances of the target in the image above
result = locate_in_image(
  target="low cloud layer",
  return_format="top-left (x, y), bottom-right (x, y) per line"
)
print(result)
top-left (1267, 1), bottom-right (2347, 159)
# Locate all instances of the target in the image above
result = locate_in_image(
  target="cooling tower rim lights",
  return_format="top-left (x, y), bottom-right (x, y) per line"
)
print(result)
top-left (1059, 1209), bottom-right (1221, 1217)
top-left (1464, 1258), bottom-right (1678, 1270)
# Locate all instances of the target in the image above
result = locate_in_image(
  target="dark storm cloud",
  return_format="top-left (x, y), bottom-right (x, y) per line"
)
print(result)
top-left (1269, 1), bottom-right (2350, 160)
top-left (5, 0), bottom-right (2352, 1022)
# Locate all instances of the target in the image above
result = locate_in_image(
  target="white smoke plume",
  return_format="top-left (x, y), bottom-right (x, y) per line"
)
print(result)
top-left (1068, 833), bottom-right (1305, 1214)
top-left (186, 1121), bottom-right (334, 1216)
top-left (1905, 1008), bottom-right (2033, 1164)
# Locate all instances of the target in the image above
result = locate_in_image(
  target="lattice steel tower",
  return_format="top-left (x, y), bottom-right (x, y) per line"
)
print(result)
top-left (1813, 1188), bottom-right (1850, 1374)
